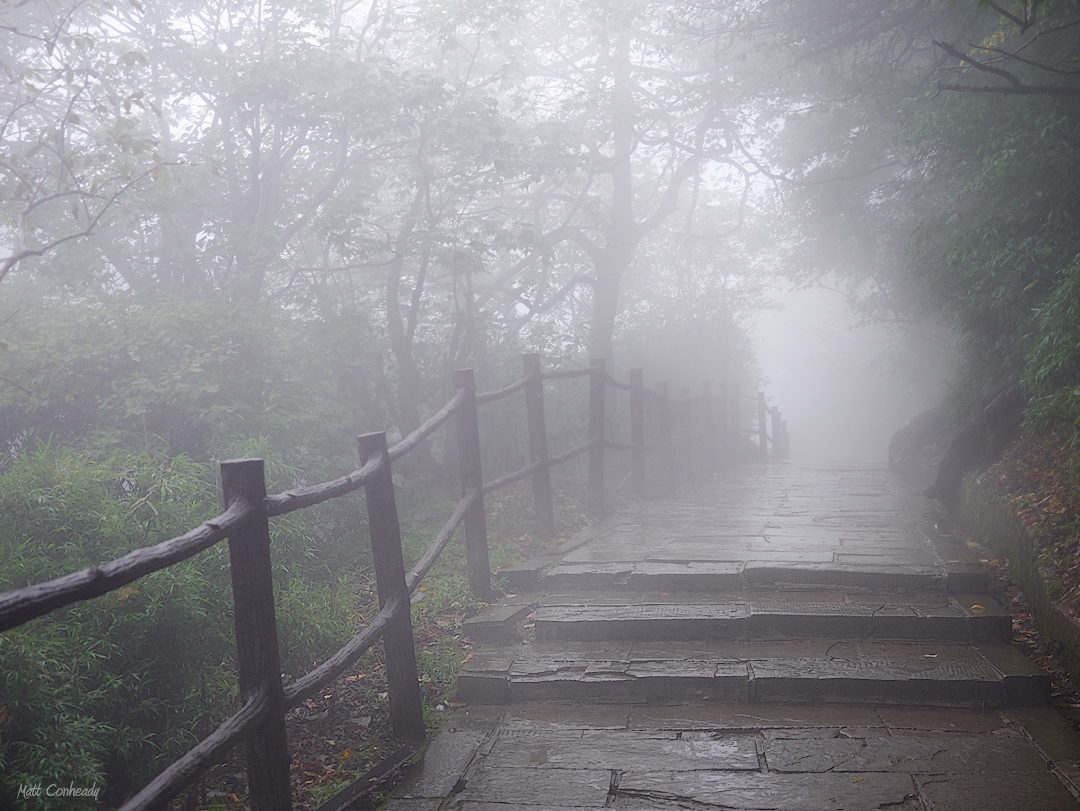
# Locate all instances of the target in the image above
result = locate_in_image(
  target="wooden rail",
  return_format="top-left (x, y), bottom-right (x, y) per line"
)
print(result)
top-left (0, 353), bottom-right (787, 811)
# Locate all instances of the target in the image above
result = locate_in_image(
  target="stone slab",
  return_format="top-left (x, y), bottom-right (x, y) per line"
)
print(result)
top-left (743, 560), bottom-right (944, 590)
top-left (626, 561), bottom-right (743, 591)
top-left (764, 728), bottom-right (1047, 774)
top-left (533, 598), bottom-right (1007, 643)
top-left (534, 603), bottom-right (748, 642)
top-left (482, 729), bottom-right (760, 771)
top-left (464, 599), bottom-right (536, 643)
top-left (973, 643), bottom-right (1053, 704)
top-left (501, 704), bottom-right (632, 731)
top-left (497, 555), bottom-right (565, 591)
top-left (615, 771), bottom-right (919, 811)
top-left (459, 641), bottom-right (1046, 707)
top-left (541, 562), bottom-right (634, 590)
top-left (915, 772), bottom-right (1080, 810)
top-left (629, 704), bottom-right (886, 731)
top-left (395, 722), bottom-right (498, 798)
top-left (876, 706), bottom-right (1009, 733)
top-left (454, 766), bottom-right (613, 807)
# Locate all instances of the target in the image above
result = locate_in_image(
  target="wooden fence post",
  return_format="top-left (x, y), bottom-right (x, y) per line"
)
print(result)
top-left (716, 381), bottom-right (728, 463)
top-left (588, 358), bottom-right (606, 518)
top-left (523, 353), bottom-right (554, 537)
top-left (356, 433), bottom-right (425, 741)
top-left (770, 406), bottom-right (780, 460)
top-left (702, 381), bottom-right (716, 475)
top-left (758, 391), bottom-right (769, 458)
top-left (771, 407), bottom-right (790, 459)
top-left (453, 369), bottom-right (492, 600)
top-left (680, 387), bottom-right (693, 484)
top-left (220, 459), bottom-right (291, 811)
top-left (656, 382), bottom-right (674, 497)
top-left (629, 368), bottom-right (645, 496)
top-left (730, 379), bottom-right (740, 448)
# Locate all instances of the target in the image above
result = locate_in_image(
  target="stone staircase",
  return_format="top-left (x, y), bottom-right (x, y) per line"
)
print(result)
top-left (458, 466), bottom-right (1049, 711)
top-left (387, 464), bottom-right (1080, 811)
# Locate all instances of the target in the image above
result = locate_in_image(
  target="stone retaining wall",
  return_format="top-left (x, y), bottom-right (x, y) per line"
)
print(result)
top-left (959, 474), bottom-right (1080, 683)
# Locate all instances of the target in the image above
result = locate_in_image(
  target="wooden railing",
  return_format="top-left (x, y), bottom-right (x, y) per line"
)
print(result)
top-left (0, 354), bottom-right (787, 811)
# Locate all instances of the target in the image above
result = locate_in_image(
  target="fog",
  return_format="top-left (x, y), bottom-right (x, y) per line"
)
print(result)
top-left (756, 284), bottom-right (955, 463)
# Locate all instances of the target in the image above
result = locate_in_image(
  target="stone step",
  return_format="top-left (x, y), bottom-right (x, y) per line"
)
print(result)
top-left (387, 704), bottom-right (1080, 811)
top-left (456, 639), bottom-right (1049, 709)
top-left (541, 559), bottom-right (951, 593)
top-left (533, 593), bottom-right (1010, 644)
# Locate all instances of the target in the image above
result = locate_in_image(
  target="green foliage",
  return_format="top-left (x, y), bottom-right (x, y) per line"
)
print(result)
top-left (0, 442), bottom-right (362, 806)
top-left (0, 443), bottom-right (234, 806)
top-left (1023, 259), bottom-right (1080, 440)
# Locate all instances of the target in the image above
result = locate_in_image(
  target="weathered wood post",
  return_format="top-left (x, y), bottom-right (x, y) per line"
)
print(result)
top-left (656, 382), bottom-right (674, 497)
top-left (758, 391), bottom-right (769, 458)
top-left (523, 353), bottom-right (554, 537)
top-left (716, 381), bottom-right (728, 464)
top-left (588, 358), bottom-right (606, 518)
top-left (220, 459), bottom-right (291, 811)
top-left (730, 379), bottom-right (740, 448)
top-left (453, 369), bottom-right (492, 600)
top-left (770, 406), bottom-right (781, 460)
top-left (771, 407), bottom-right (790, 459)
top-left (702, 381), bottom-right (716, 475)
top-left (629, 368), bottom-right (645, 496)
top-left (357, 433), bottom-right (425, 741)
top-left (680, 387), bottom-right (694, 484)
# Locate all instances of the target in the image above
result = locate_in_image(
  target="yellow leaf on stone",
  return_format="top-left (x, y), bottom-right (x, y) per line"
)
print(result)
top-left (971, 605), bottom-right (986, 612)
top-left (853, 776), bottom-right (864, 783)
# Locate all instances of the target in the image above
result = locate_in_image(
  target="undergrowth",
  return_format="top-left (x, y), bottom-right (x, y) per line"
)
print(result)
top-left (0, 437), bottom-right (594, 810)
top-left (986, 432), bottom-right (1080, 603)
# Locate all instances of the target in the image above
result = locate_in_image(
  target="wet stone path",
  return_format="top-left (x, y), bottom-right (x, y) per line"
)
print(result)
top-left (387, 463), bottom-right (1080, 810)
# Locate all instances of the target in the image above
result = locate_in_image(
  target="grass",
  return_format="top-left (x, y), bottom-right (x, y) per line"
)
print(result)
top-left (178, 471), bottom-right (595, 811)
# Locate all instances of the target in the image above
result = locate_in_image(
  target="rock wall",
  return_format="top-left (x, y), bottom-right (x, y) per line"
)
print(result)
top-left (959, 473), bottom-right (1080, 683)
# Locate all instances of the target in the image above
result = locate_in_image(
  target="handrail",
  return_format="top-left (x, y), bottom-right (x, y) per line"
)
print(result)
top-left (265, 456), bottom-right (384, 517)
top-left (405, 489), bottom-right (478, 591)
top-left (606, 439), bottom-right (664, 454)
top-left (283, 595), bottom-right (403, 709)
top-left (548, 437), bottom-right (599, 467)
top-left (121, 685), bottom-right (275, 811)
top-left (475, 370), bottom-right (536, 405)
top-left (603, 371), bottom-right (633, 391)
top-left (482, 458), bottom-right (544, 496)
top-left (541, 367), bottom-right (591, 380)
top-left (0, 350), bottom-right (787, 811)
top-left (0, 500), bottom-right (254, 633)
top-left (389, 389), bottom-right (466, 462)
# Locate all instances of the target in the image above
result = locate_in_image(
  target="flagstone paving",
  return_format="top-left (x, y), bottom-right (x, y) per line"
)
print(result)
top-left (386, 462), bottom-right (1080, 810)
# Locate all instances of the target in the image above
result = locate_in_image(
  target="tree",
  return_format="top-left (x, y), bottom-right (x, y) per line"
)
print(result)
top-left (752, 0), bottom-right (1080, 437)
top-left (472, 0), bottom-right (761, 364)
top-left (0, 0), bottom-right (166, 284)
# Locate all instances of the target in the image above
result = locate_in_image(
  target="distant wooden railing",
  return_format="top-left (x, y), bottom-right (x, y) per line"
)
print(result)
top-left (0, 354), bottom-right (787, 811)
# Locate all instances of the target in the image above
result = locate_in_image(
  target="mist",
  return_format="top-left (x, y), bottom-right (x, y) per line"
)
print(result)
top-left (756, 284), bottom-right (955, 463)
top-left (3, 0), bottom-right (1080, 805)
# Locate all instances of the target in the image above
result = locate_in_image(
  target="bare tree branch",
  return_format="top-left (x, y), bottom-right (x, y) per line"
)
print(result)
top-left (933, 38), bottom-right (1080, 95)
top-left (0, 163), bottom-right (172, 284)
top-left (936, 80), bottom-right (1080, 96)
